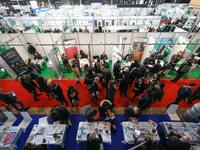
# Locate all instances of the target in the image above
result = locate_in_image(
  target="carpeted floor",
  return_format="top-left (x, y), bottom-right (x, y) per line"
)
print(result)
top-left (14, 114), bottom-right (173, 150)
top-left (0, 79), bottom-right (200, 108)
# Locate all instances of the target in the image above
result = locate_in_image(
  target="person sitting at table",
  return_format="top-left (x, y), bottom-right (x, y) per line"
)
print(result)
top-left (86, 129), bottom-right (103, 150)
top-left (50, 105), bottom-right (72, 127)
top-left (67, 86), bottom-right (79, 111)
top-left (166, 131), bottom-right (191, 150)
top-left (61, 53), bottom-right (72, 73)
top-left (124, 106), bottom-right (140, 121)
top-left (85, 106), bottom-right (98, 122)
top-left (0, 91), bottom-right (29, 111)
top-left (99, 100), bottom-right (116, 131)
top-left (80, 50), bottom-right (88, 59)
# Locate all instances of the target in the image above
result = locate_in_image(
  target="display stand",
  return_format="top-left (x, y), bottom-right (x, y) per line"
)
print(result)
top-left (2, 111), bottom-right (17, 128)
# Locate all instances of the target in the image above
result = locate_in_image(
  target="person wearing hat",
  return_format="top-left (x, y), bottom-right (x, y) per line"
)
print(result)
top-left (67, 86), bottom-right (79, 111)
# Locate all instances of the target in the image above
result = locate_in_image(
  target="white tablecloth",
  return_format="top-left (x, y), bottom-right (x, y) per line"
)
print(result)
top-left (27, 124), bottom-right (66, 145)
top-left (76, 122), bottom-right (111, 143)
top-left (162, 122), bottom-right (200, 144)
top-left (0, 126), bottom-right (22, 150)
top-left (122, 122), bottom-right (160, 144)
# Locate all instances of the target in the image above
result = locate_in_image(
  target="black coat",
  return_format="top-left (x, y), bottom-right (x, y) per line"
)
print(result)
top-left (0, 93), bottom-right (17, 104)
top-left (20, 78), bottom-right (38, 92)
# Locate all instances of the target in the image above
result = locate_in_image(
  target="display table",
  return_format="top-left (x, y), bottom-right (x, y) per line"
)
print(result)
top-left (122, 121), bottom-right (160, 144)
top-left (0, 126), bottom-right (22, 150)
top-left (161, 122), bottom-right (200, 144)
top-left (26, 123), bottom-right (66, 147)
top-left (76, 122), bottom-right (111, 143)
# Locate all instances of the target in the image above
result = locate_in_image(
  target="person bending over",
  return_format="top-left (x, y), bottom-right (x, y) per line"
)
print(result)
top-left (0, 92), bottom-right (29, 111)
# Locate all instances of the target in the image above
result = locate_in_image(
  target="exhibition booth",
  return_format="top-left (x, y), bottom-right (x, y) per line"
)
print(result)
top-left (0, 31), bottom-right (199, 79)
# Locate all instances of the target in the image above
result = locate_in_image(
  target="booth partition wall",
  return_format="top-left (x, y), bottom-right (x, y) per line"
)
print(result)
top-left (0, 32), bottom-right (199, 78)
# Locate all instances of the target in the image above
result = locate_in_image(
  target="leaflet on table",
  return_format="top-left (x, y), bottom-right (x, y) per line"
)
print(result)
top-left (0, 132), bottom-right (16, 145)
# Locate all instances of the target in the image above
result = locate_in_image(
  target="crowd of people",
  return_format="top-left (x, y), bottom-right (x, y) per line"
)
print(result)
top-left (0, 45), bottom-right (199, 150)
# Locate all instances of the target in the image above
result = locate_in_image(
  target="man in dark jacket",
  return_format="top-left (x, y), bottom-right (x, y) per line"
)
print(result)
top-left (132, 77), bottom-right (147, 101)
top-left (0, 92), bottom-right (29, 111)
top-left (168, 83), bottom-right (195, 106)
top-left (102, 64), bottom-right (112, 89)
top-left (35, 76), bottom-right (51, 97)
top-left (27, 43), bottom-right (42, 60)
top-left (106, 80), bottom-right (117, 103)
top-left (51, 83), bottom-right (68, 106)
top-left (151, 83), bottom-right (165, 102)
top-left (89, 77), bottom-right (100, 101)
top-left (67, 86), bottom-right (79, 111)
top-left (61, 53), bottom-right (71, 73)
top-left (172, 60), bottom-right (192, 82)
top-left (20, 75), bottom-right (41, 101)
top-left (191, 86), bottom-right (200, 101)
top-left (166, 131), bottom-right (191, 150)
top-left (113, 60), bottom-right (121, 80)
top-left (119, 68), bottom-right (130, 97)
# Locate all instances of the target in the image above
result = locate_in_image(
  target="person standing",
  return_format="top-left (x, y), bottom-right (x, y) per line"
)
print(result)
top-left (89, 77), bottom-right (100, 101)
top-left (0, 92), bottom-right (29, 111)
top-left (113, 60), bottom-right (121, 81)
top-left (172, 60), bottom-right (192, 82)
top-left (27, 43), bottom-right (42, 60)
top-left (168, 83), bottom-right (195, 106)
top-left (119, 68), bottom-right (130, 97)
top-left (102, 64), bottom-right (112, 89)
top-left (71, 59), bottom-right (81, 85)
top-left (35, 76), bottom-right (52, 97)
top-left (132, 77), bottom-right (147, 101)
top-left (106, 80), bottom-right (117, 104)
top-left (20, 75), bottom-right (41, 101)
top-left (61, 53), bottom-right (72, 73)
top-left (67, 86), bottom-right (79, 111)
top-left (51, 83), bottom-right (68, 106)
